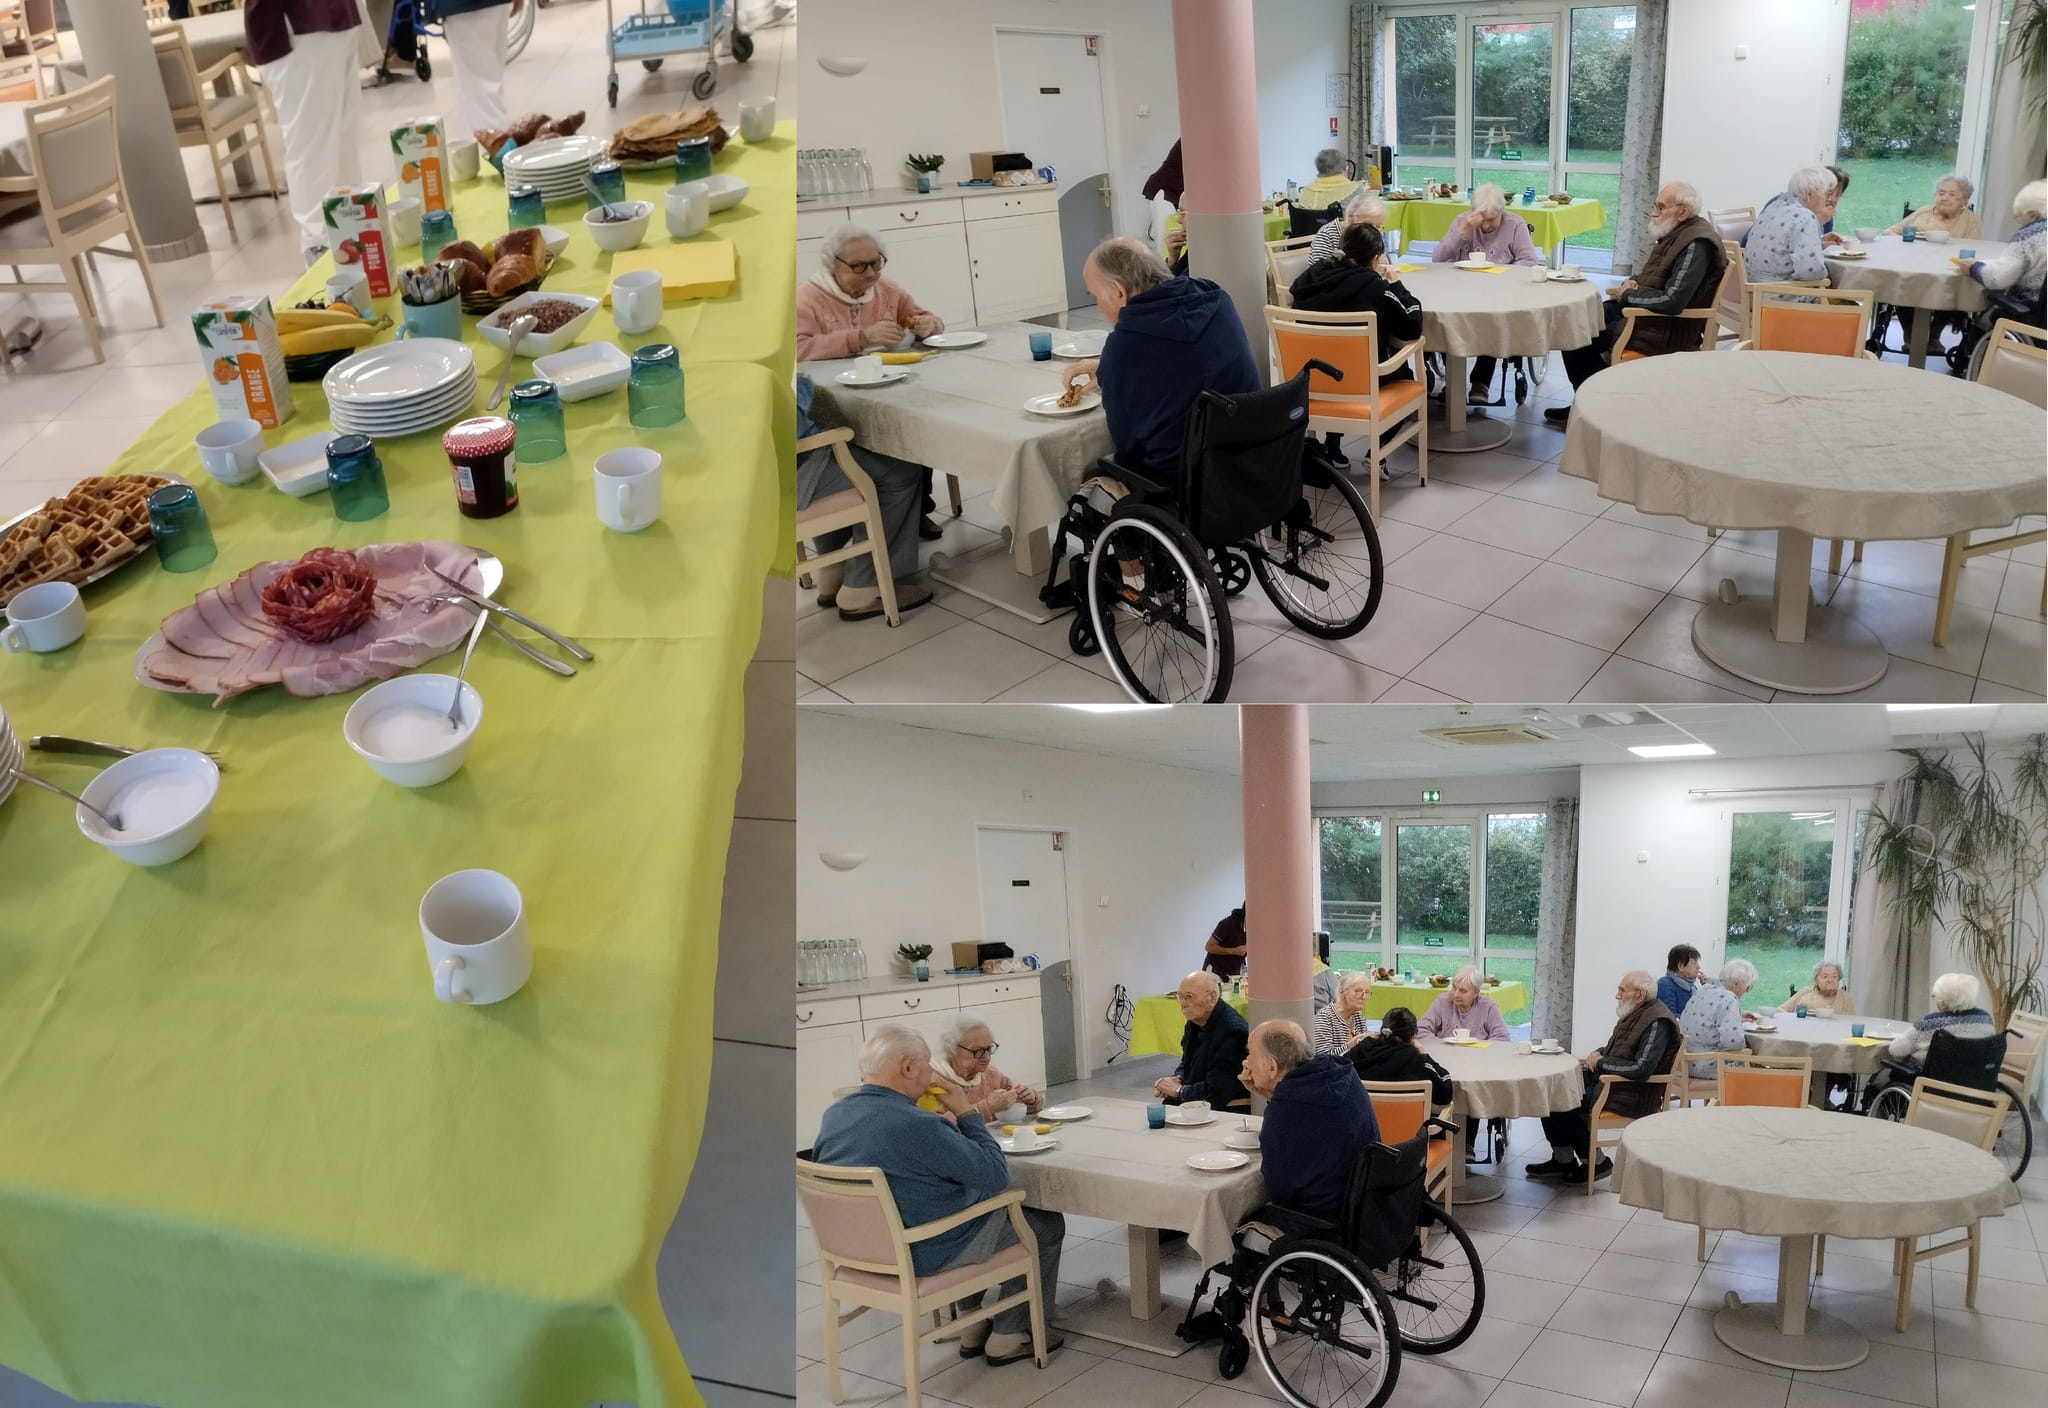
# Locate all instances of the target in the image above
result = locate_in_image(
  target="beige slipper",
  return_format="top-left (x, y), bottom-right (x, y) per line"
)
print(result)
top-left (836, 583), bottom-right (932, 621)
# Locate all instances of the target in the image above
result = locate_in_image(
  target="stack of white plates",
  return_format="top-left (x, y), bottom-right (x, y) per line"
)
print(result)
top-left (503, 135), bottom-right (609, 204)
top-left (0, 703), bottom-right (20, 808)
top-left (323, 340), bottom-right (477, 439)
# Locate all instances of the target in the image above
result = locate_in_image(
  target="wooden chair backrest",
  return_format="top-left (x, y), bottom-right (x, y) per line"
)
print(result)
top-left (1748, 282), bottom-right (1873, 358)
top-left (1976, 319), bottom-right (2048, 409)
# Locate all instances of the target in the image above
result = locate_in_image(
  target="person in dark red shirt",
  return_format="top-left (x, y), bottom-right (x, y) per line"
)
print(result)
top-left (1203, 903), bottom-right (1248, 978)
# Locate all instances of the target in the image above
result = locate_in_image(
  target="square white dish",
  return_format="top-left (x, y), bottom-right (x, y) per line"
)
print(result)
top-left (700, 173), bottom-right (750, 212)
top-left (531, 342), bottom-right (632, 402)
top-left (258, 431), bottom-right (341, 497)
top-left (476, 292), bottom-right (601, 358)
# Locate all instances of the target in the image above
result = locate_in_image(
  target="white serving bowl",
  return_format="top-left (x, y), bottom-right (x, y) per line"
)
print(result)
top-left (75, 747), bottom-right (220, 866)
top-left (532, 341), bottom-right (631, 402)
top-left (582, 200), bottom-right (653, 253)
top-left (1854, 227), bottom-right (1879, 242)
top-left (257, 430), bottom-right (340, 497)
top-left (533, 224), bottom-right (569, 258)
top-left (344, 674), bottom-right (483, 788)
top-left (699, 173), bottom-right (750, 212)
top-left (476, 291), bottom-right (601, 358)
top-left (1922, 228), bottom-right (1951, 244)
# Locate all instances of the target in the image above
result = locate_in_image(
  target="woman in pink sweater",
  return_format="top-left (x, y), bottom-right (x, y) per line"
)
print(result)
top-left (933, 1011), bottom-right (1043, 1120)
top-left (796, 224), bottom-right (945, 362)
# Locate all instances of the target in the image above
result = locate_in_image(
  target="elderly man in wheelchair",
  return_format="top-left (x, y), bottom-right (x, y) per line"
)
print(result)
top-left (1172, 1021), bottom-right (1486, 1408)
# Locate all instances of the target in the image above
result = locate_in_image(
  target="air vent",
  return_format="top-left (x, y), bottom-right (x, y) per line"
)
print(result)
top-left (1422, 724), bottom-right (1558, 747)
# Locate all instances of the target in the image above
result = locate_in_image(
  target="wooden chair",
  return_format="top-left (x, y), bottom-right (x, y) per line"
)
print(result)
top-left (1610, 305), bottom-right (1718, 363)
top-left (1709, 205), bottom-right (1757, 240)
top-left (1359, 1078), bottom-right (1454, 1217)
top-left (797, 1158), bottom-right (1049, 1407)
top-left (2002, 1007), bottom-right (2044, 1097)
top-left (1694, 1052), bottom-right (1810, 1258)
top-left (152, 23), bottom-right (279, 239)
top-left (1264, 303), bottom-right (1427, 521)
top-left (1714, 239), bottom-right (1749, 344)
top-left (1586, 1037), bottom-right (1688, 1194)
top-left (1924, 319), bottom-right (2048, 644)
top-left (795, 427), bottom-right (905, 627)
top-left (1865, 1077), bottom-right (2010, 1333)
top-left (0, 75), bottom-right (164, 365)
top-left (1264, 233), bottom-right (1316, 308)
top-left (0, 1), bottom-right (61, 99)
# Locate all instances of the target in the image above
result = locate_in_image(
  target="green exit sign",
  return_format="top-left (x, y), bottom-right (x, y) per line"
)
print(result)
top-left (1500, 148), bottom-right (1523, 161)
top-left (1421, 789), bottom-right (1441, 804)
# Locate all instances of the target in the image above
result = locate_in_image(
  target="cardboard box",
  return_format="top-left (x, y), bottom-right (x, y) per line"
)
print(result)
top-left (968, 150), bottom-right (1031, 180)
top-left (192, 296), bottom-right (294, 429)
top-left (322, 185), bottom-right (395, 298)
top-left (951, 941), bottom-right (984, 972)
top-left (391, 116), bottom-right (449, 213)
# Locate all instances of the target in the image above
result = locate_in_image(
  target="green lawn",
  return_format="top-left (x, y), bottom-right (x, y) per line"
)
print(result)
top-left (1730, 944), bottom-right (1835, 1012)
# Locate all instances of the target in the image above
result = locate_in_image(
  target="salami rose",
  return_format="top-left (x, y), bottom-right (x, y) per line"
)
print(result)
top-left (259, 547), bottom-right (379, 642)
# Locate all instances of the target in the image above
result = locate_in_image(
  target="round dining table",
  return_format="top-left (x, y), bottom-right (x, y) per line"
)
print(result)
top-left (1824, 235), bottom-right (2010, 369)
top-left (1743, 1011), bottom-right (1905, 1075)
top-left (1422, 1038), bottom-right (1585, 1203)
top-left (1558, 350), bottom-right (2046, 693)
top-left (1615, 1105), bottom-right (2017, 1371)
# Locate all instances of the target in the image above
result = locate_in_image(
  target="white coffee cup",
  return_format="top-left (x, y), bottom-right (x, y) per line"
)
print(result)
top-left (1559, 263), bottom-right (1581, 279)
top-left (1855, 227), bottom-right (1879, 242)
top-left (1179, 1099), bottom-right (1210, 1119)
top-left (1453, 1027), bottom-right (1472, 1041)
top-left (326, 268), bottom-right (372, 316)
top-left (419, 869), bottom-right (532, 1005)
top-left (2, 580), bottom-right (86, 652)
top-left (1010, 1123), bottom-right (1042, 1151)
top-left (1517, 1041), bottom-right (1533, 1054)
top-left (389, 196), bottom-right (423, 246)
top-left (664, 181), bottom-right (709, 239)
top-left (853, 353), bottom-right (886, 382)
top-left (1923, 228), bottom-right (1951, 244)
top-left (195, 417), bottom-right (265, 486)
top-left (738, 97), bottom-right (777, 142)
top-left (593, 446), bottom-right (663, 533)
top-left (612, 268), bottom-right (663, 336)
top-left (1001, 1102), bottom-right (1028, 1122)
top-left (448, 138), bottom-right (481, 182)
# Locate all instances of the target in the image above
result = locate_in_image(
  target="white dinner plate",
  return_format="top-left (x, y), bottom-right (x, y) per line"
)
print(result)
top-left (1829, 250), bottom-right (1869, 260)
top-left (1545, 271), bottom-right (1588, 282)
top-left (921, 331), bottom-right (988, 349)
top-left (1165, 1110), bottom-right (1216, 1127)
top-left (1748, 1024), bottom-right (1779, 1034)
top-left (998, 1137), bottom-right (1059, 1155)
top-left (834, 368), bottom-right (907, 388)
top-left (1038, 1105), bottom-right (1092, 1122)
top-left (1024, 390), bottom-right (1101, 416)
top-left (1530, 1043), bottom-right (1565, 1055)
top-left (325, 340), bottom-right (475, 403)
top-left (1188, 1151), bottom-right (1250, 1172)
top-left (1445, 1037), bottom-right (1487, 1046)
top-left (1052, 332), bottom-right (1106, 358)
top-left (503, 135), bottom-right (608, 173)
top-left (330, 382), bottom-right (478, 425)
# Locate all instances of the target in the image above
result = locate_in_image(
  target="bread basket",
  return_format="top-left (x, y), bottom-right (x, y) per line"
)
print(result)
top-left (461, 248), bottom-right (560, 317)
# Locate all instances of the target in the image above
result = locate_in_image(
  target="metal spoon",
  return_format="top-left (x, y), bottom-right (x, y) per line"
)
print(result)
top-left (485, 313), bottom-right (538, 410)
top-left (10, 766), bottom-right (121, 832)
top-left (582, 170), bottom-right (621, 222)
top-left (446, 606), bottom-right (490, 730)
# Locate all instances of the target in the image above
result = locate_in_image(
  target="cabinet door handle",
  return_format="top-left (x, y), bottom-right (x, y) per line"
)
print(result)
top-left (903, 996), bottom-right (922, 1009)
top-left (797, 1009), bottom-right (814, 1024)
top-left (900, 210), bottom-right (921, 222)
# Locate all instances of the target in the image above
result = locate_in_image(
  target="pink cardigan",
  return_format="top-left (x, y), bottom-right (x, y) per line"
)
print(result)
top-left (795, 277), bottom-right (941, 362)
top-left (940, 1061), bottom-right (1040, 1121)
top-left (1416, 992), bottom-right (1510, 1041)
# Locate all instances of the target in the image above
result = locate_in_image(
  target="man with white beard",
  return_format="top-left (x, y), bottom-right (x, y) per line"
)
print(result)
top-left (1546, 181), bottom-right (1727, 425)
top-left (1525, 969), bottom-right (1679, 1183)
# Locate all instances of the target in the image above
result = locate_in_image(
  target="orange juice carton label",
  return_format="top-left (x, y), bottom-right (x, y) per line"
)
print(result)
top-left (391, 116), bottom-right (449, 213)
top-left (192, 297), bottom-right (294, 430)
top-left (323, 185), bottom-right (394, 297)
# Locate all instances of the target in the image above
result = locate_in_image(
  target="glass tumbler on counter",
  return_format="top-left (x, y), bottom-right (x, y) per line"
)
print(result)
top-left (673, 137), bottom-right (714, 184)
top-left (420, 209), bottom-right (457, 262)
top-left (324, 433), bottom-right (389, 521)
top-left (507, 183), bottom-right (545, 228)
top-left (147, 484), bottom-right (216, 573)
top-left (507, 379), bottom-right (565, 463)
top-left (586, 161), bottom-right (627, 211)
top-left (627, 343), bottom-right (685, 428)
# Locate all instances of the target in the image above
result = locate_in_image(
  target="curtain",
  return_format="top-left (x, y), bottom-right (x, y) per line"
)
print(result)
top-left (1348, 2), bottom-right (1382, 179)
top-left (1846, 777), bottom-right (1936, 1023)
top-left (1534, 797), bottom-right (1580, 1048)
top-left (1609, 0), bottom-right (1669, 276)
top-left (1981, 0), bottom-right (2047, 243)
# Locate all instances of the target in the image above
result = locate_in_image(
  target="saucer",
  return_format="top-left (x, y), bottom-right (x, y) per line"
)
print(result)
top-left (1188, 1150), bottom-right (1250, 1172)
top-left (1038, 1105), bottom-right (1093, 1122)
top-left (1165, 1110), bottom-right (1216, 1127)
top-left (998, 1136), bottom-right (1058, 1155)
top-left (835, 368), bottom-right (907, 387)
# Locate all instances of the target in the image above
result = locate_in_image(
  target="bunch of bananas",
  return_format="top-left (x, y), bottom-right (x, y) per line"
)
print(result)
top-left (277, 305), bottom-right (390, 357)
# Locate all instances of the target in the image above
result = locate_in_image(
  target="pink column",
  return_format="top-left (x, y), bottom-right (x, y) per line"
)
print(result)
top-left (1240, 705), bottom-right (1313, 1044)
top-left (1171, 0), bottom-right (1270, 378)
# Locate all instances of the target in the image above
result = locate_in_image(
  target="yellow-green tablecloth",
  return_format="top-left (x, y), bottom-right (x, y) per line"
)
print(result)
top-left (1386, 196), bottom-right (1605, 255)
top-left (1126, 979), bottom-right (1530, 1058)
top-left (0, 136), bottom-right (788, 1408)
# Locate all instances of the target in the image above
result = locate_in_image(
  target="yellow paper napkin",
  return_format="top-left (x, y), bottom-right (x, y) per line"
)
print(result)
top-left (1394, 263), bottom-right (1424, 273)
top-left (602, 239), bottom-right (736, 304)
top-left (1845, 1036), bottom-right (1887, 1046)
top-left (878, 351), bottom-right (926, 364)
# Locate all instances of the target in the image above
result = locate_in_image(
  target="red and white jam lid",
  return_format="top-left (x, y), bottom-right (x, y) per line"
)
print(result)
top-left (442, 415), bottom-right (515, 458)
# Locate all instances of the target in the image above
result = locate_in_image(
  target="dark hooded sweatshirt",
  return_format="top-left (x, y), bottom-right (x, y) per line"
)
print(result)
top-left (1287, 260), bottom-right (1425, 380)
top-left (1347, 1035), bottom-right (1454, 1107)
top-left (1260, 1054), bottom-right (1381, 1223)
top-left (1099, 275), bottom-right (1259, 486)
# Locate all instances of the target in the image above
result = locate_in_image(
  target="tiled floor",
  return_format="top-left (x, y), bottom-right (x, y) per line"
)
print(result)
top-left (796, 1052), bottom-right (2048, 1408)
top-left (0, 6), bottom-right (797, 1406)
top-left (796, 296), bottom-right (2046, 706)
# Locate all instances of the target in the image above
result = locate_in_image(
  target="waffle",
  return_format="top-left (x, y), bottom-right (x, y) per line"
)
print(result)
top-left (0, 473), bottom-right (169, 605)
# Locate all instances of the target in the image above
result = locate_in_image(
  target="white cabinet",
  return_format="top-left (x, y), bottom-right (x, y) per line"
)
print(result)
top-left (878, 223), bottom-right (977, 332)
top-left (966, 213), bottom-right (1066, 325)
top-left (858, 988), bottom-right (959, 1024)
top-left (798, 189), bottom-right (1068, 330)
top-left (796, 1019), bottom-right (863, 1151)
top-left (979, 996), bottom-right (1045, 1091)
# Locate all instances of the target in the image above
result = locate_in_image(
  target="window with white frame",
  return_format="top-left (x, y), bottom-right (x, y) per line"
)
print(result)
top-left (1717, 797), bottom-right (1872, 1006)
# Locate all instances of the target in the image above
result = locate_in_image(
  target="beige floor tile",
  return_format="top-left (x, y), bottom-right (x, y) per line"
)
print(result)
top-left (1503, 1327), bottom-right (1656, 1406)
top-left (1487, 560), bottom-right (1663, 650)
top-left (1409, 615), bottom-right (1610, 702)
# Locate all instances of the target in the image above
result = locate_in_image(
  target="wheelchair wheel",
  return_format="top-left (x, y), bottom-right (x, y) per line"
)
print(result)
top-left (1996, 1081), bottom-right (2032, 1181)
top-left (1087, 502), bottom-right (1233, 703)
top-left (1250, 464), bottom-right (1384, 639)
top-left (1250, 1241), bottom-right (1401, 1408)
top-left (1067, 613), bottom-right (1099, 657)
top-left (1218, 1331), bottom-right (1250, 1380)
top-left (1213, 548), bottom-right (1251, 597)
top-left (1868, 1083), bottom-right (1910, 1123)
top-left (1380, 1204), bottom-right (1485, 1354)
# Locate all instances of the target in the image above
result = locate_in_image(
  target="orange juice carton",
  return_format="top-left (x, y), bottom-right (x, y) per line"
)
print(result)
top-left (322, 184), bottom-right (394, 297)
top-left (391, 116), bottom-right (449, 213)
top-left (192, 297), bottom-right (294, 429)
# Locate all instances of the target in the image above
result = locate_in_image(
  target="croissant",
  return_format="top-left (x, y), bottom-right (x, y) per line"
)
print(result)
top-left (505, 112), bottom-right (555, 146)
top-left (438, 240), bottom-right (492, 276)
top-left (486, 253), bottom-right (542, 297)
top-left (474, 128), bottom-right (515, 158)
top-left (495, 228), bottom-right (544, 262)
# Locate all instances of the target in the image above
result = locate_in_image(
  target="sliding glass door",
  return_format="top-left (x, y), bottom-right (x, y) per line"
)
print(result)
top-left (1719, 801), bottom-right (1869, 1005)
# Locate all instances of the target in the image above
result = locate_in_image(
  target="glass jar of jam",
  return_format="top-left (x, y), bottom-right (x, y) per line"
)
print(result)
top-left (441, 415), bottom-right (519, 518)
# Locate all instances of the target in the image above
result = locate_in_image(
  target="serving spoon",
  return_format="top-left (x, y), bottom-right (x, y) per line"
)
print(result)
top-left (485, 313), bottom-right (538, 410)
top-left (10, 766), bottom-right (120, 832)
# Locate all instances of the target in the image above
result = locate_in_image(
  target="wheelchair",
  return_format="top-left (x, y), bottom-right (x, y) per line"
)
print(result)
top-left (1173, 1119), bottom-right (1485, 1408)
top-left (1865, 1026), bottom-right (2032, 1180)
top-left (1042, 359), bottom-right (1385, 703)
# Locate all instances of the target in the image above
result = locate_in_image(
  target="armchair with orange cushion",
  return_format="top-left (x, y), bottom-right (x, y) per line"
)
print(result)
top-left (1264, 303), bottom-right (1427, 520)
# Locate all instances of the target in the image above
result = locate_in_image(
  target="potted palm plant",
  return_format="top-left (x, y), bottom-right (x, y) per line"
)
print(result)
top-left (1866, 734), bottom-right (2048, 1028)
top-left (906, 153), bottom-right (944, 195)
top-left (897, 943), bottom-right (934, 981)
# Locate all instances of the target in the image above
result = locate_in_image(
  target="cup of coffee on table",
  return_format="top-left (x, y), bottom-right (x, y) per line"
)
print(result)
top-left (1001, 1102), bottom-right (1027, 1122)
top-left (853, 353), bottom-right (885, 382)
top-left (194, 417), bottom-right (265, 486)
top-left (2, 581), bottom-right (86, 653)
top-left (448, 138), bottom-right (481, 182)
top-left (1179, 1100), bottom-right (1210, 1120)
top-left (1009, 1124), bottom-right (1041, 1151)
top-left (1453, 1027), bottom-right (1471, 1041)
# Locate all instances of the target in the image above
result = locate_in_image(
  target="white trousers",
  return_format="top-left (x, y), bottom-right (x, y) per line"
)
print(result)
top-left (443, 8), bottom-right (510, 143)
top-left (260, 27), bottom-right (364, 249)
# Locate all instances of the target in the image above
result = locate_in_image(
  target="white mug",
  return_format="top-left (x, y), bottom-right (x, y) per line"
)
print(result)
top-left (1180, 1099), bottom-right (1210, 1119)
top-left (1385, 229), bottom-right (1403, 257)
top-left (326, 268), bottom-right (372, 316)
top-left (2, 580), bottom-right (86, 653)
top-left (195, 417), bottom-right (265, 486)
top-left (664, 181), bottom-right (709, 239)
top-left (389, 196), bottom-right (423, 246)
top-left (1000, 1102), bottom-right (1028, 1123)
top-left (448, 138), bottom-right (481, 182)
top-left (593, 446), bottom-right (663, 533)
top-left (1010, 1124), bottom-right (1042, 1150)
top-left (1559, 263), bottom-right (1581, 279)
top-left (612, 269), bottom-right (663, 336)
top-left (419, 869), bottom-right (532, 1005)
top-left (853, 353), bottom-right (885, 381)
top-left (1452, 1027), bottom-right (1472, 1041)
top-left (738, 97), bottom-right (776, 142)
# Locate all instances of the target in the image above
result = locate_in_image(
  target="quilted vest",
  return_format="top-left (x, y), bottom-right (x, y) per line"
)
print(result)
top-left (1601, 997), bottom-right (1679, 1119)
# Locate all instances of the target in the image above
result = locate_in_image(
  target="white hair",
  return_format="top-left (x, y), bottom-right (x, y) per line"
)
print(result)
top-left (1931, 971), bottom-right (1981, 1013)
top-left (859, 1023), bottom-right (929, 1078)
top-left (1936, 173), bottom-right (1974, 202)
top-left (1662, 181), bottom-right (1701, 217)
top-left (1339, 970), bottom-right (1373, 998)
top-left (1788, 166), bottom-right (1838, 203)
top-left (939, 1010), bottom-right (994, 1055)
top-left (1470, 183), bottom-right (1507, 216)
top-left (1812, 959), bottom-right (1844, 983)
top-left (1719, 958), bottom-right (1758, 994)
top-left (1620, 969), bottom-right (1657, 1002)
top-left (1314, 147), bottom-right (1345, 177)
top-left (1181, 969), bottom-right (1223, 998)
top-left (1451, 964), bottom-right (1483, 993)
top-left (1343, 188), bottom-right (1386, 224)
top-left (2015, 179), bottom-right (2047, 222)
top-left (820, 222), bottom-right (882, 270)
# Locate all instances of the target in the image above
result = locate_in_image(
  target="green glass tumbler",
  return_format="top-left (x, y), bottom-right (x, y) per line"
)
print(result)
top-left (325, 433), bottom-right (389, 521)
top-left (147, 484), bottom-right (217, 573)
top-left (627, 343), bottom-right (685, 429)
top-left (508, 379), bottom-right (566, 463)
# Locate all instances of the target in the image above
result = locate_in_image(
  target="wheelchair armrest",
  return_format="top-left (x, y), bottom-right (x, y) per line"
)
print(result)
top-left (1254, 1203), bottom-right (1339, 1240)
top-left (1424, 1115), bottom-right (1461, 1139)
top-left (1095, 454), bottom-right (1169, 499)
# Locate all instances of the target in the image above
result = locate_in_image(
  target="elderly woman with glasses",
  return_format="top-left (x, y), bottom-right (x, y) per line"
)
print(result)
top-left (1307, 186), bottom-right (1390, 264)
top-left (1416, 965), bottom-right (1511, 1042)
top-left (796, 223), bottom-right (946, 362)
top-left (931, 1011), bottom-right (1043, 1120)
top-left (1886, 174), bottom-right (1983, 239)
top-left (1310, 971), bottom-right (1376, 1055)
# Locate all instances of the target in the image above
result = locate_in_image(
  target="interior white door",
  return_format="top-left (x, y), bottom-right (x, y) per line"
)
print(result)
top-left (976, 826), bottom-right (1078, 1086)
top-left (994, 29), bottom-right (1112, 310)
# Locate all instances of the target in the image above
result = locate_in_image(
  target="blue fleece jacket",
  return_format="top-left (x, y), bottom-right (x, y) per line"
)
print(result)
top-left (813, 1084), bottom-right (1013, 1275)
top-left (1657, 972), bottom-right (1698, 1017)
top-left (1099, 275), bottom-right (1259, 485)
top-left (1260, 1054), bottom-right (1381, 1224)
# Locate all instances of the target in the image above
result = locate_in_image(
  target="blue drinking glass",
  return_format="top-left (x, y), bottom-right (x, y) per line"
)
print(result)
top-left (147, 484), bottom-right (217, 573)
top-left (1145, 1103), bottom-right (1166, 1129)
top-left (587, 161), bottom-right (627, 212)
top-left (324, 433), bottom-right (389, 521)
top-left (507, 184), bottom-right (545, 229)
top-left (627, 343), bottom-right (685, 429)
top-left (508, 379), bottom-right (566, 463)
top-left (1028, 330), bottom-right (1053, 361)
top-left (421, 209), bottom-right (457, 262)
top-left (486, 137), bottom-right (519, 174)
top-left (1901, 226), bottom-right (1917, 243)
top-left (673, 137), bottom-right (714, 184)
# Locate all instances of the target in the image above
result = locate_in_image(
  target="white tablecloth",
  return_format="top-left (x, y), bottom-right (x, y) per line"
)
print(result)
top-left (1000, 1096), bottom-right (1267, 1270)
top-left (807, 323), bottom-right (1113, 570)
top-left (1743, 1014), bottom-right (1903, 1076)
top-left (1615, 1105), bottom-right (2017, 1240)
top-left (1397, 262), bottom-right (1605, 359)
top-left (1558, 350), bottom-right (2046, 542)
top-left (1422, 1039), bottom-right (1585, 1119)
top-left (1824, 235), bottom-right (2010, 313)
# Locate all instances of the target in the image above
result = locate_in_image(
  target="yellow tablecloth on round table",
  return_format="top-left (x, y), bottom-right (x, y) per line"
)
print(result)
top-left (1126, 979), bottom-right (1530, 1057)
top-left (1387, 196), bottom-right (1604, 253)
top-left (0, 132), bottom-right (789, 1408)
